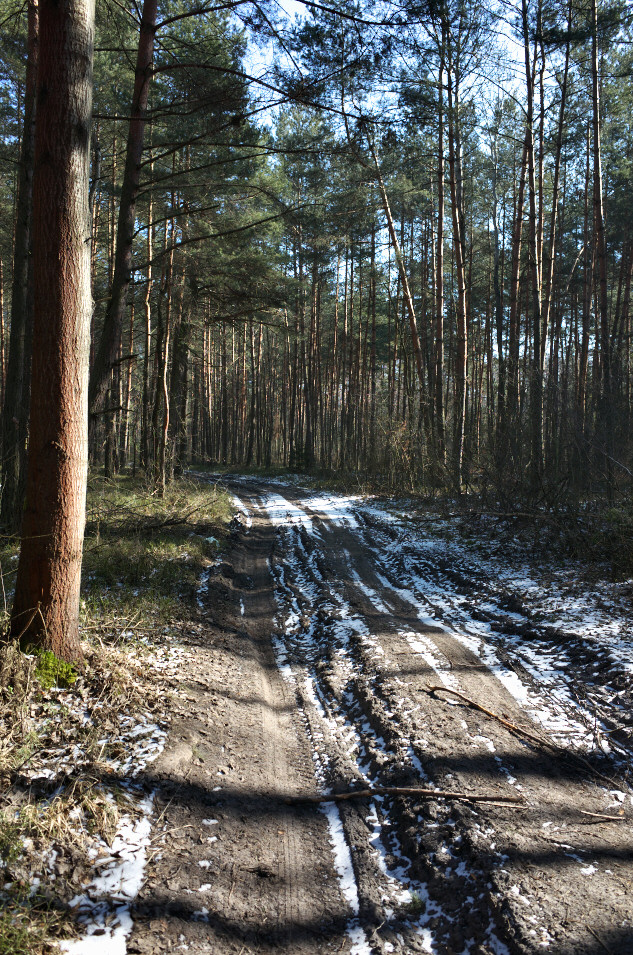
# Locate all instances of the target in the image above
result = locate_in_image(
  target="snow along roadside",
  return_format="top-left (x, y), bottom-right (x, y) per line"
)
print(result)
top-left (55, 644), bottom-right (181, 954)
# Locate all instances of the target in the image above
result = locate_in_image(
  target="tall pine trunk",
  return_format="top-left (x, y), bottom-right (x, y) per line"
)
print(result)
top-left (88, 0), bottom-right (157, 421)
top-left (446, 57), bottom-right (467, 490)
top-left (435, 59), bottom-right (446, 464)
top-left (11, 0), bottom-right (94, 662)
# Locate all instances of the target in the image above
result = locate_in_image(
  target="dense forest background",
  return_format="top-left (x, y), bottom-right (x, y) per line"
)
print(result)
top-left (1, 0), bottom-right (633, 517)
top-left (2, 7), bottom-right (633, 948)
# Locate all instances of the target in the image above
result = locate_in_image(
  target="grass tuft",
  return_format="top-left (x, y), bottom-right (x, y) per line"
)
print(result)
top-left (402, 889), bottom-right (427, 918)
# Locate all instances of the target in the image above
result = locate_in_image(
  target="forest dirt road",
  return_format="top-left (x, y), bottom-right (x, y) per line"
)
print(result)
top-left (128, 478), bottom-right (633, 955)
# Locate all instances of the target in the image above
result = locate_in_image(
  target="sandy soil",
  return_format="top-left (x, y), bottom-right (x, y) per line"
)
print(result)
top-left (128, 479), bottom-right (633, 955)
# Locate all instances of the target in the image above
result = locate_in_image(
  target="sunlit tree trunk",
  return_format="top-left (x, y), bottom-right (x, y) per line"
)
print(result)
top-left (446, 57), bottom-right (467, 490)
top-left (507, 132), bottom-right (528, 434)
top-left (370, 144), bottom-right (425, 388)
top-left (590, 0), bottom-right (613, 493)
top-left (491, 123), bottom-right (504, 454)
top-left (541, 0), bottom-right (571, 368)
top-left (435, 58), bottom-right (446, 464)
top-left (11, 0), bottom-right (95, 662)
top-left (522, 0), bottom-right (544, 490)
top-left (141, 184), bottom-right (153, 470)
top-left (89, 0), bottom-right (157, 422)
top-left (577, 125), bottom-right (592, 434)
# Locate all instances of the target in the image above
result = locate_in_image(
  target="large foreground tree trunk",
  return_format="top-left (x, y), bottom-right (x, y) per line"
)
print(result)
top-left (10, 0), bottom-right (95, 663)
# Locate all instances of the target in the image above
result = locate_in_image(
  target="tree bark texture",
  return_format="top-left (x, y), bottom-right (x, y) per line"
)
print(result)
top-left (10, 0), bottom-right (95, 663)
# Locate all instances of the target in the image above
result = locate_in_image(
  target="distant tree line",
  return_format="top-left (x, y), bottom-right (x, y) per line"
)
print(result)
top-left (0, 0), bottom-right (632, 657)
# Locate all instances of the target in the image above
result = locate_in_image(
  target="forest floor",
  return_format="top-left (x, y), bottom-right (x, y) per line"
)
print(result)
top-left (2, 474), bottom-right (633, 955)
top-left (129, 474), bottom-right (633, 955)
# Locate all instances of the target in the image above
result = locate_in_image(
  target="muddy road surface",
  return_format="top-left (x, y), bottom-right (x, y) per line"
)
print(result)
top-left (130, 478), bottom-right (633, 955)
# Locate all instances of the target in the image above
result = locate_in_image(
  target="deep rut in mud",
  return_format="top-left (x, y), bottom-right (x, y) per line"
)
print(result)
top-left (131, 478), bottom-right (633, 955)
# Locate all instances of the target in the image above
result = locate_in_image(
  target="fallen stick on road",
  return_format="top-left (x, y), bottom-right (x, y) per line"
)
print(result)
top-left (579, 809), bottom-right (627, 822)
top-left (428, 685), bottom-right (622, 789)
top-left (587, 925), bottom-right (615, 955)
top-left (426, 684), bottom-right (559, 752)
top-left (285, 786), bottom-right (524, 806)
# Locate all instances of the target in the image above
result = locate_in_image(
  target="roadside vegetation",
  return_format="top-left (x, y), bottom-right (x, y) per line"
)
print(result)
top-left (0, 474), bottom-right (232, 954)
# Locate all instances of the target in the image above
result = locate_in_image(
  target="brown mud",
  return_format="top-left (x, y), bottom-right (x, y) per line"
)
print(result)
top-left (128, 479), bottom-right (633, 955)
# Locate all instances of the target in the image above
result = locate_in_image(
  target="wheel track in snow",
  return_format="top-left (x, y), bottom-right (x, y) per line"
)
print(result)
top-left (259, 493), bottom-right (517, 954)
top-left (225, 477), bottom-right (633, 955)
top-left (348, 506), bottom-right (633, 762)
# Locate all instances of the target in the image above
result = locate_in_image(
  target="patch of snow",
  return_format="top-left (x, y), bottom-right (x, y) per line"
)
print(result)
top-left (260, 492), bottom-right (313, 530)
top-left (321, 801), bottom-right (359, 914)
top-left (401, 630), bottom-right (458, 690)
top-left (61, 794), bottom-right (154, 955)
top-left (472, 735), bottom-right (496, 753)
top-left (302, 493), bottom-right (363, 529)
top-left (232, 494), bottom-right (252, 528)
top-left (321, 801), bottom-right (372, 954)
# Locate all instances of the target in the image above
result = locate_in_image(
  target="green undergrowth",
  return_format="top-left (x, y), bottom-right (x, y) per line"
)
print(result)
top-left (31, 650), bottom-right (78, 690)
top-left (0, 893), bottom-right (67, 955)
top-left (82, 473), bottom-right (233, 632)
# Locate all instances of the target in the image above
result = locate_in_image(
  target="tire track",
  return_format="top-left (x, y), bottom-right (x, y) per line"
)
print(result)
top-left (238, 479), bottom-right (633, 955)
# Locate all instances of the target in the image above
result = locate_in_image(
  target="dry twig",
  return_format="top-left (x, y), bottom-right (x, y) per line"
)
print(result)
top-left (579, 809), bottom-right (627, 822)
top-left (426, 684), bottom-right (559, 751)
top-left (284, 785), bottom-right (523, 806)
top-left (587, 925), bottom-right (615, 954)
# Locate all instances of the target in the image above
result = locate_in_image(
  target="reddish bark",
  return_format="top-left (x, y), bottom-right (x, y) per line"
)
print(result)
top-left (10, 0), bottom-right (95, 662)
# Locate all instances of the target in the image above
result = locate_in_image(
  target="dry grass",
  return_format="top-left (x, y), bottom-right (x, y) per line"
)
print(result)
top-left (0, 472), bottom-right (233, 953)
top-left (81, 473), bottom-right (232, 629)
top-left (0, 637), bottom-right (158, 951)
